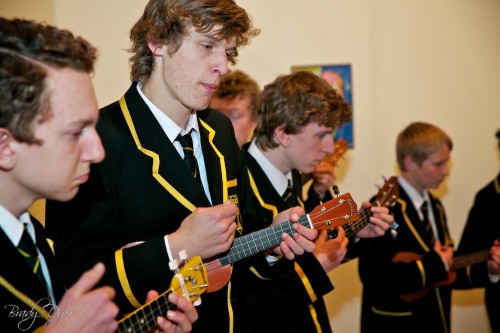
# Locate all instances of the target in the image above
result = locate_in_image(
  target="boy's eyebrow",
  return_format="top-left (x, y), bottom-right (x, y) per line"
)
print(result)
top-left (198, 31), bottom-right (220, 41)
top-left (67, 118), bottom-right (95, 127)
top-left (200, 32), bottom-right (237, 48)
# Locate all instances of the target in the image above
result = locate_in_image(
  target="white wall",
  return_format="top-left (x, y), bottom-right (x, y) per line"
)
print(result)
top-left (0, 0), bottom-right (54, 22)
top-left (235, 2), bottom-right (499, 332)
top-left (3, 1), bottom-right (499, 332)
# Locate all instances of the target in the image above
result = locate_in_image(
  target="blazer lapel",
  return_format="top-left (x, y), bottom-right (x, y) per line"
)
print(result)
top-left (32, 218), bottom-right (66, 303)
top-left (243, 150), bottom-right (282, 219)
top-left (120, 85), bottom-right (211, 211)
top-left (0, 227), bottom-right (50, 304)
top-left (397, 188), bottom-right (433, 251)
top-left (198, 118), bottom-right (224, 205)
top-left (428, 195), bottom-right (451, 246)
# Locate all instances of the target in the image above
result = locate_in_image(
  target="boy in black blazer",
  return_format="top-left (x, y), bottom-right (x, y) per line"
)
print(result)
top-left (237, 70), bottom-right (394, 332)
top-left (44, 1), bottom-right (317, 332)
top-left (0, 17), bottom-right (117, 333)
top-left (456, 129), bottom-right (500, 332)
top-left (357, 122), bottom-right (499, 333)
top-left (0, 17), bottom-right (198, 333)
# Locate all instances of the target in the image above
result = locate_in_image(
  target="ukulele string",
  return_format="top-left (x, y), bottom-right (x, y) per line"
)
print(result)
top-left (308, 199), bottom-right (357, 228)
top-left (118, 289), bottom-right (175, 332)
top-left (225, 224), bottom-right (289, 260)
top-left (343, 209), bottom-right (372, 238)
top-left (226, 217), bottom-right (311, 260)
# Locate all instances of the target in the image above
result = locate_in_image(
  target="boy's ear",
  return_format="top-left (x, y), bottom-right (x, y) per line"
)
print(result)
top-left (275, 125), bottom-right (291, 148)
top-left (403, 155), bottom-right (416, 171)
top-left (147, 39), bottom-right (166, 56)
top-left (0, 129), bottom-right (16, 171)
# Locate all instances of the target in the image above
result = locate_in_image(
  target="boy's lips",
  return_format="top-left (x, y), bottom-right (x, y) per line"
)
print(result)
top-left (203, 83), bottom-right (218, 93)
top-left (76, 173), bottom-right (89, 184)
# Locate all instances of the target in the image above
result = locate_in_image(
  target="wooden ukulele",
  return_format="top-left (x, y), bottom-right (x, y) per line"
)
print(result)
top-left (302, 137), bottom-right (349, 183)
top-left (204, 192), bottom-right (359, 292)
top-left (117, 252), bottom-right (207, 332)
top-left (342, 176), bottom-right (399, 239)
top-left (394, 249), bottom-right (491, 302)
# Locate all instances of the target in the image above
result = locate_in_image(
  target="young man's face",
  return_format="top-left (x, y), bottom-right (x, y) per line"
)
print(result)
top-left (12, 67), bottom-right (105, 203)
top-left (408, 143), bottom-right (451, 193)
top-left (154, 26), bottom-right (237, 113)
top-left (210, 95), bottom-right (256, 147)
top-left (285, 122), bottom-right (335, 174)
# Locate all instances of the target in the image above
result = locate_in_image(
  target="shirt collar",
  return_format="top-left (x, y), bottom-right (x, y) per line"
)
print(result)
top-left (136, 82), bottom-right (200, 142)
top-left (0, 205), bottom-right (33, 247)
top-left (248, 139), bottom-right (292, 196)
top-left (398, 176), bottom-right (430, 210)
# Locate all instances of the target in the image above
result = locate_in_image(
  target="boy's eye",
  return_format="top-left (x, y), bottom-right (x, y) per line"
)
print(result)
top-left (226, 49), bottom-right (237, 59)
top-left (68, 127), bottom-right (85, 138)
top-left (201, 44), bottom-right (213, 49)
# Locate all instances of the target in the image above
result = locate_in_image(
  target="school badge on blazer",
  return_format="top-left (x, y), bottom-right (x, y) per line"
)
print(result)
top-left (229, 194), bottom-right (243, 235)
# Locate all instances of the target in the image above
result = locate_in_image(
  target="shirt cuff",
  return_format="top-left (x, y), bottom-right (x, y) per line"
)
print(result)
top-left (488, 272), bottom-right (500, 283)
top-left (164, 235), bottom-right (173, 261)
top-left (265, 253), bottom-right (282, 266)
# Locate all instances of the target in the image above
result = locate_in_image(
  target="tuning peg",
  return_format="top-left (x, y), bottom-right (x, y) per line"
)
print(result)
top-left (193, 298), bottom-right (202, 306)
top-left (169, 259), bottom-right (179, 271)
top-left (381, 175), bottom-right (387, 182)
top-left (327, 228), bottom-right (338, 239)
top-left (332, 185), bottom-right (340, 195)
top-left (179, 249), bottom-right (188, 261)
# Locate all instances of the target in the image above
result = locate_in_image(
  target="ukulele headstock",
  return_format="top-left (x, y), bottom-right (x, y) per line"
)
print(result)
top-left (308, 192), bottom-right (359, 232)
top-left (374, 176), bottom-right (399, 207)
top-left (374, 176), bottom-right (400, 239)
top-left (169, 250), bottom-right (208, 306)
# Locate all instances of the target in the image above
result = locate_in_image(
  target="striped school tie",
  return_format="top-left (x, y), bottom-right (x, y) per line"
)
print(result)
top-left (18, 223), bottom-right (47, 289)
top-left (176, 130), bottom-right (202, 186)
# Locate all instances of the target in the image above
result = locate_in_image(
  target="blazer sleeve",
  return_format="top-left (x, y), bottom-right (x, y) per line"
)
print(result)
top-left (359, 236), bottom-right (448, 296)
top-left (454, 183), bottom-right (499, 289)
top-left (45, 160), bottom-right (175, 314)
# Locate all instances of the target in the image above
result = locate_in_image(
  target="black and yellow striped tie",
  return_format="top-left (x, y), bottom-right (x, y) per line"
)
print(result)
top-left (282, 179), bottom-right (297, 208)
top-left (420, 201), bottom-right (435, 244)
top-left (18, 224), bottom-right (47, 289)
top-left (176, 130), bottom-right (202, 186)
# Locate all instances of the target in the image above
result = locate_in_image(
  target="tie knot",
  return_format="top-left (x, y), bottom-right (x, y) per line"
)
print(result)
top-left (282, 179), bottom-right (296, 207)
top-left (18, 224), bottom-right (37, 257)
top-left (176, 131), bottom-right (194, 151)
top-left (419, 200), bottom-right (434, 244)
top-left (176, 130), bottom-right (201, 186)
top-left (420, 201), bottom-right (428, 215)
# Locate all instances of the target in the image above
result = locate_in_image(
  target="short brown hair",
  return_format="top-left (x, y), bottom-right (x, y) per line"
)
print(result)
top-left (0, 18), bottom-right (97, 144)
top-left (396, 122), bottom-right (453, 171)
top-left (213, 69), bottom-right (260, 121)
top-left (254, 70), bottom-right (352, 150)
top-left (129, 0), bottom-right (260, 82)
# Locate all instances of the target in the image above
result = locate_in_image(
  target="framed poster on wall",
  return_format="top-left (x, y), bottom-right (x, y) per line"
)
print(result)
top-left (291, 64), bottom-right (354, 148)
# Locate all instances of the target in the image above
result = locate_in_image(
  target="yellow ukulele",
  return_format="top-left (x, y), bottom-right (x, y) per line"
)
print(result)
top-left (117, 252), bottom-right (207, 332)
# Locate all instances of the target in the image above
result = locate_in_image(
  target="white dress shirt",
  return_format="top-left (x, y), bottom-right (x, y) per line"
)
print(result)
top-left (0, 205), bottom-right (55, 302)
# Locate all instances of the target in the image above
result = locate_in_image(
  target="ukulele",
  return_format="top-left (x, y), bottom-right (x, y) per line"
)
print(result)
top-left (301, 138), bottom-right (349, 183)
top-left (342, 176), bottom-right (399, 239)
top-left (394, 249), bottom-right (491, 302)
top-left (204, 192), bottom-right (359, 292)
top-left (117, 252), bottom-right (207, 333)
